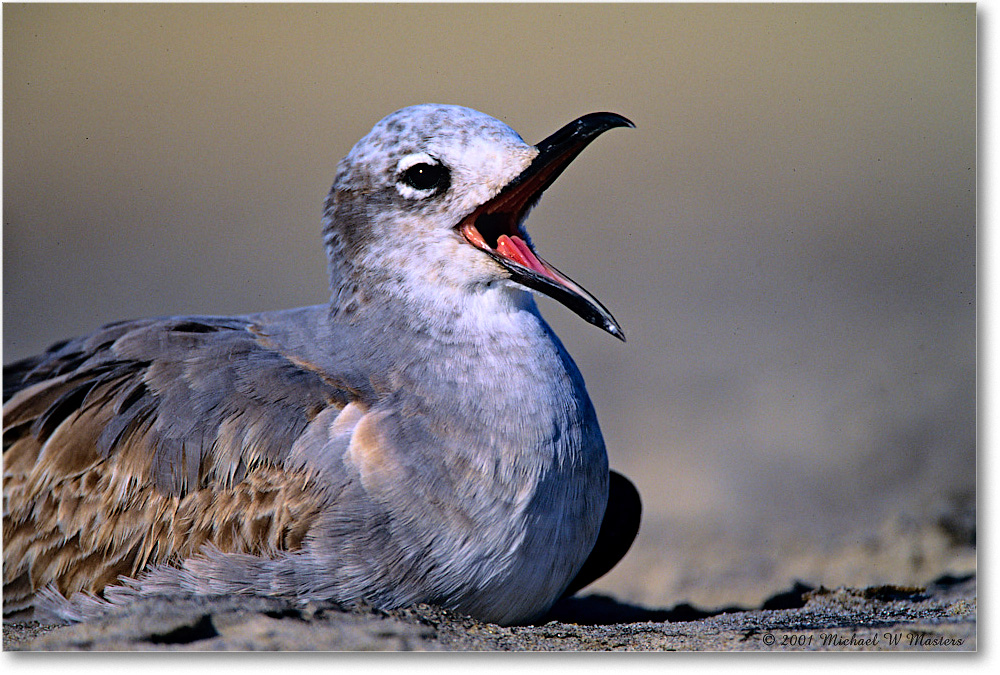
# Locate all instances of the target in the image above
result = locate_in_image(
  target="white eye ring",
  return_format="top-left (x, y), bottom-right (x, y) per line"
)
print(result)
top-left (395, 152), bottom-right (447, 199)
top-left (397, 152), bottom-right (438, 174)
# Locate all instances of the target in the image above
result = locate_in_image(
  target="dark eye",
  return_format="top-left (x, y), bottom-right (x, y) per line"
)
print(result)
top-left (401, 162), bottom-right (450, 193)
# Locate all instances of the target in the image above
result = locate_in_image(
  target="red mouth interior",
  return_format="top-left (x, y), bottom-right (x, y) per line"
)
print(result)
top-left (461, 214), bottom-right (549, 273)
top-left (459, 215), bottom-right (562, 285)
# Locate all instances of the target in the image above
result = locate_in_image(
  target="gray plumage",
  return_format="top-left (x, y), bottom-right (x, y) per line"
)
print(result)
top-left (3, 104), bottom-right (634, 625)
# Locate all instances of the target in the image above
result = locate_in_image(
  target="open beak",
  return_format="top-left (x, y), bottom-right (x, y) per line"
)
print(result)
top-left (458, 112), bottom-right (633, 341)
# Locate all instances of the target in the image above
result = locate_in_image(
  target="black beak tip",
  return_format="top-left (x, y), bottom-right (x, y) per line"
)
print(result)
top-left (599, 315), bottom-right (627, 342)
top-left (571, 112), bottom-right (636, 139)
top-left (535, 112), bottom-right (635, 156)
top-left (587, 112), bottom-right (636, 131)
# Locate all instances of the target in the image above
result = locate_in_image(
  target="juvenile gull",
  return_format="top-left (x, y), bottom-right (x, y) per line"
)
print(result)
top-left (3, 104), bottom-right (640, 626)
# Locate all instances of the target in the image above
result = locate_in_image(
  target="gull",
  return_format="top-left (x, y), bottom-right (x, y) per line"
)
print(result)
top-left (3, 104), bottom-right (640, 626)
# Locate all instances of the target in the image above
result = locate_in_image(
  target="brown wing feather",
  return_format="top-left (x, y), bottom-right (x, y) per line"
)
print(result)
top-left (3, 316), bottom-right (348, 618)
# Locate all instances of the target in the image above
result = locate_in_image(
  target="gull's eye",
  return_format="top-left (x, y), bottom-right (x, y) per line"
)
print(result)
top-left (400, 162), bottom-right (450, 193)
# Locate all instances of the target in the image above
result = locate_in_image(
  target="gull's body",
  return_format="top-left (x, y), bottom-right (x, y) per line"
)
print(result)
top-left (3, 105), bottom-right (639, 626)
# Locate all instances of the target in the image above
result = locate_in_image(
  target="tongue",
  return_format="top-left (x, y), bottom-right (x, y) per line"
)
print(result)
top-left (496, 234), bottom-right (551, 278)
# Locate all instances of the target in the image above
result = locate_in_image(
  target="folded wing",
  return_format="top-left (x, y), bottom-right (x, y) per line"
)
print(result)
top-left (3, 316), bottom-right (353, 618)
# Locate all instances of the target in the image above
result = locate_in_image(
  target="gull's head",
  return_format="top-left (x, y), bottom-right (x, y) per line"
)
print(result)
top-left (324, 104), bottom-right (632, 340)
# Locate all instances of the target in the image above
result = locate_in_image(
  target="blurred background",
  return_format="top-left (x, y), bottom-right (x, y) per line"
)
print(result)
top-left (3, 4), bottom-right (975, 608)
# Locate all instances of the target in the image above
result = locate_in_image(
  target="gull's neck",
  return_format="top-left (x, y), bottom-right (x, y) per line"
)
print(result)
top-left (335, 275), bottom-right (591, 444)
top-left (343, 278), bottom-right (565, 377)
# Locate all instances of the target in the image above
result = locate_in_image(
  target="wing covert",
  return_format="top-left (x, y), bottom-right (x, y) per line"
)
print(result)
top-left (3, 315), bottom-right (351, 618)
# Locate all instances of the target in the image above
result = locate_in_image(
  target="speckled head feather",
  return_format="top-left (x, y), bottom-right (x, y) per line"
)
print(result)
top-left (3, 105), bottom-right (638, 626)
top-left (323, 106), bottom-right (537, 313)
